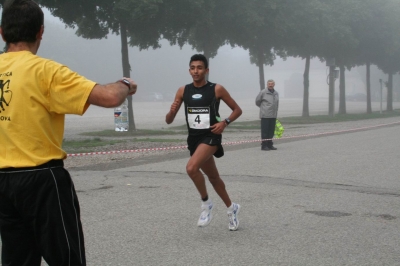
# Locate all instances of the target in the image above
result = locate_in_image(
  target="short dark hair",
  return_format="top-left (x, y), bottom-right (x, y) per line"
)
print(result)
top-left (1, 0), bottom-right (44, 44)
top-left (190, 54), bottom-right (208, 69)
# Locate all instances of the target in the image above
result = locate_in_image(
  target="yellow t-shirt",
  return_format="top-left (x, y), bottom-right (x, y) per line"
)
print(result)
top-left (0, 51), bottom-right (96, 168)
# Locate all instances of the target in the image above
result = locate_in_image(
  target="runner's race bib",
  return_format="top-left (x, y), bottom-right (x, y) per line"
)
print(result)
top-left (187, 107), bottom-right (210, 129)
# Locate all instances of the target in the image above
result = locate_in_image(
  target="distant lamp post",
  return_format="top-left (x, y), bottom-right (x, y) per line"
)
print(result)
top-left (379, 79), bottom-right (383, 114)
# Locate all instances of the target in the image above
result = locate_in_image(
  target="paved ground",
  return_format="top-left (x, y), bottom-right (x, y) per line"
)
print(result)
top-left (60, 119), bottom-right (400, 265)
top-left (3, 97), bottom-right (400, 265)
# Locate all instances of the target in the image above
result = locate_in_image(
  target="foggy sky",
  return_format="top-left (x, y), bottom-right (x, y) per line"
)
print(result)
top-left (0, 8), bottom-right (391, 100)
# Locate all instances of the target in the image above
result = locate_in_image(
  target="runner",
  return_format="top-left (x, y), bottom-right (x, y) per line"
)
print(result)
top-left (166, 54), bottom-right (242, 230)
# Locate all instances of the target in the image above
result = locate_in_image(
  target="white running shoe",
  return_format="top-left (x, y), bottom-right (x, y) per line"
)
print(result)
top-left (197, 200), bottom-right (213, 227)
top-left (227, 203), bottom-right (240, 231)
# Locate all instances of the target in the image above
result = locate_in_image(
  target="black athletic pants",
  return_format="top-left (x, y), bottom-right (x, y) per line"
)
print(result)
top-left (0, 160), bottom-right (86, 266)
top-left (261, 118), bottom-right (276, 148)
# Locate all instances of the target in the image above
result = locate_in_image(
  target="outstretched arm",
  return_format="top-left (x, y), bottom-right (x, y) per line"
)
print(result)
top-left (166, 86), bottom-right (184, 124)
top-left (211, 84), bottom-right (242, 134)
top-left (88, 77), bottom-right (137, 108)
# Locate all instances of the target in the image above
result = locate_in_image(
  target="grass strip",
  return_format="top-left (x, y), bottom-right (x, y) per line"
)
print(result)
top-left (69, 109), bottom-right (400, 144)
top-left (80, 129), bottom-right (186, 137)
top-left (63, 138), bottom-right (125, 153)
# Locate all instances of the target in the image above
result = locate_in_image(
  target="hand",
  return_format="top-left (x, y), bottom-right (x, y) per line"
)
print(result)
top-left (210, 121), bottom-right (227, 134)
top-left (170, 100), bottom-right (180, 113)
top-left (166, 99), bottom-right (182, 124)
top-left (122, 77), bottom-right (137, 95)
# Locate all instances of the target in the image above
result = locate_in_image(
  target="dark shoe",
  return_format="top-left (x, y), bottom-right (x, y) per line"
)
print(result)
top-left (261, 147), bottom-right (271, 151)
top-left (268, 146), bottom-right (277, 150)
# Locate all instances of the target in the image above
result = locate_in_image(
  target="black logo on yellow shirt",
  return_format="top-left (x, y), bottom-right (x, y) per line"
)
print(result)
top-left (0, 79), bottom-right (12, 113)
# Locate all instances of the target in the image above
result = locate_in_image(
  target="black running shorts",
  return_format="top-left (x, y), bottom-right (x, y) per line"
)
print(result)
top-left (187, 133), bottom-right (224, 158)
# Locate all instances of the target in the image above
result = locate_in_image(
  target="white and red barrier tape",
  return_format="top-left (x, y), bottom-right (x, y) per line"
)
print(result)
top-left (67, 121), bottom-right (400, 157)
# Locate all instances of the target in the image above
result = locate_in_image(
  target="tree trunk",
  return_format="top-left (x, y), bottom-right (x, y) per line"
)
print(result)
top-left (120, 22), bottom-right (136, 131)
top-left (258, 63), bottom-right (265, 91)
top-left (387, 72), bottom-right (393, 111)
top-left (328, 65), bottom-right (335, 116)
top-left (302, 55), bottom-right (310, 117)
top-left (366, 62), bottom-right (372, 114)
top-left (258, 47), bottom-right (265, 91)
top-left (203, 47), bottom-right (211, 81)
top-left (338, 65), bottom-right (346, 114)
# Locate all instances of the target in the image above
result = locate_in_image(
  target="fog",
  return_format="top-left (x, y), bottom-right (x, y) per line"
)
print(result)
top-left (0, 8), bottom-right (394, 102)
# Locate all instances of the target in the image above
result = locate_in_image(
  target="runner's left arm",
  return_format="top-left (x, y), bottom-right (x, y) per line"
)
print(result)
top-left (210, 85), bottom-right (242, 134)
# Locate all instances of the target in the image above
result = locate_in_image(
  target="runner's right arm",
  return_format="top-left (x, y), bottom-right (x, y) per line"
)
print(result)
top-left (166, 86), bottom-right (184, 124)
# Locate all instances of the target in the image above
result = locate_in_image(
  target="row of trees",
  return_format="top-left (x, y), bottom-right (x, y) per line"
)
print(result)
top-left (1, 0), bottom-right (399, 130)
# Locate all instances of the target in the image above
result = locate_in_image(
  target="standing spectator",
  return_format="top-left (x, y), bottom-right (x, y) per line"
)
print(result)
top-left (0, 1), bottom-right (137, 265)
top-left (255, 79), bottom-right (279, 150)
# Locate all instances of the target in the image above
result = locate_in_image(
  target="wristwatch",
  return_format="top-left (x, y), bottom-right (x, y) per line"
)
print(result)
top-left (119, 79), bottom-right (131, 90)
top-left (224, 118), bottom-right (231, 125)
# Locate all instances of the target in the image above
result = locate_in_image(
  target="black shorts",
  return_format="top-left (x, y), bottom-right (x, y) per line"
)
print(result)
top-left (187, 134), bottom-right (224, 158)
top-left (0, 160), bottom-right (86, 266)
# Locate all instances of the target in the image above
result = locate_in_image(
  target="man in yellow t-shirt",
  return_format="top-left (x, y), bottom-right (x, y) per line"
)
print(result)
top-left (0, 1), bottom-right (137, 265)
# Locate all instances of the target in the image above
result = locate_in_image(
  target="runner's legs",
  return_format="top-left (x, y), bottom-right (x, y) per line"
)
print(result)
top-left (200, 156), bottom-right (232, 207)
top-left (186, 144), bottom-right (217, 199)
top-left (186, 143), bottom-right (232, 207)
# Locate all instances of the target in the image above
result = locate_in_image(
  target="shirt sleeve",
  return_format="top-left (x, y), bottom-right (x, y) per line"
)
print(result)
top-left (47, 63), bottom-right (96, 115)
top-left (255, 89), bottom-right (264, 107)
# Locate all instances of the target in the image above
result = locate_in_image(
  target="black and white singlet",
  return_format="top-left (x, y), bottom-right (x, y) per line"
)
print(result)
top-left (183, 82), bottom-right (221, 137)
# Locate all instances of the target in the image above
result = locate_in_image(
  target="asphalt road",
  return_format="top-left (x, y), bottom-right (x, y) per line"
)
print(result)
top-left (61, 120), bottom-right (400, 266)
top-left (3, 97), bottom-right (400, 265)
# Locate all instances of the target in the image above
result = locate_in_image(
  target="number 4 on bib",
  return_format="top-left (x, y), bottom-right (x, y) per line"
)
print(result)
top-left (187, 107), bottom-right (210, 129)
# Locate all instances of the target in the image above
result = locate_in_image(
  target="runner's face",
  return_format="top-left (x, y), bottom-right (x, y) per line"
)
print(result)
top-left (189, 61), bottom-right (208, 82)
